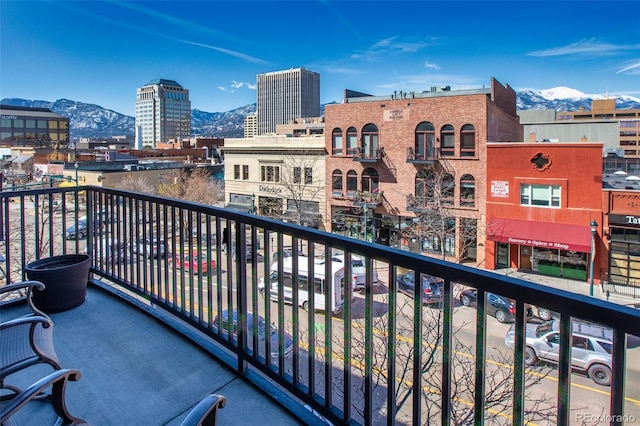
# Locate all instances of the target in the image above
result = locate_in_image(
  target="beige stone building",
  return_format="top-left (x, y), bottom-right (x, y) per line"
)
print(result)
top-left (222, 134), bottom-right (327, 229)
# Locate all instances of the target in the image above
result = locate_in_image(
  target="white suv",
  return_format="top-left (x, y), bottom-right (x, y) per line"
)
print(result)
top-left (505, 320), bottom-right (614, 386)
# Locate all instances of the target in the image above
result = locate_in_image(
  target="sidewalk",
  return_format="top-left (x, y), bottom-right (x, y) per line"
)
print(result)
top-left (493, 268), bottom-right (638, 307)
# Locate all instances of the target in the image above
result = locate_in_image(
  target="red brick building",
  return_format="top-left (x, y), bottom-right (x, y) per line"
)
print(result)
top-left (324, 78), bottom-right (522, 265)
top-left (602, 189), bottom-right (640, 287)
top-left (485, 142), bottom-right (604, 286)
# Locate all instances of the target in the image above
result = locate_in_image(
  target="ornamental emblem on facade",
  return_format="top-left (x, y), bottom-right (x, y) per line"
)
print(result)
top-left (530, 152), bottom-right (551, 171)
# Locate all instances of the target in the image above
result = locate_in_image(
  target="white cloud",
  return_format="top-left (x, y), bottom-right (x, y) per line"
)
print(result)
top-left (424, 60), bottom-right (440, 70)
top-left (617, 61), bottom-right (640, 75)
top-left (351, 36), bottom-right (437, 61)
top-left (527, 38), bottom-right (639, 57)
top-left (218, 81), bottom-right (256, 93)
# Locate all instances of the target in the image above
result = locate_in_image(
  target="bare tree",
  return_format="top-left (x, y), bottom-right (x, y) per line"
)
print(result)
top-left (260, 148), bottom-right (325, 226)
top-left (405, 160), bottom-right (480, 263)
top-left (157, 167), bottom-right (224, 206)
top-left (304, 293), bottom-right (555, 425)
top-left (116, 174), bottom-right (157, 195)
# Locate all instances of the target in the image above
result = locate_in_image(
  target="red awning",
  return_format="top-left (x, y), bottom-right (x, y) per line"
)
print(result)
top-left (487, 218), bottom-right (592, 253)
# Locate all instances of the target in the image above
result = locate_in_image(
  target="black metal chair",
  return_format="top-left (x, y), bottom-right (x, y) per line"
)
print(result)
top-left (1, 281), bottom-right (62, 399)
top-left (181, 393), bottom-right (227, 426)
top-left (0, 368), bottom-right (87, 425)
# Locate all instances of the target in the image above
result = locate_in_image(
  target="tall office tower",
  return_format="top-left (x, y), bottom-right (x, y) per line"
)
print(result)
top-left (135, 79), bottom-right (191, 148)
top-left (257, 67), bottom-right (320, 135)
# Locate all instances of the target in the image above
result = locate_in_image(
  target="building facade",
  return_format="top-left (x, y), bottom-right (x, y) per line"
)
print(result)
top-left (222, 134), bottom-right (326, 229)
top-left (257, 68), bottom-right (320, 135)
top-left (602, 189), bottom-right (640, 287)
top-left (556, 98), bottom-right (640, 159)
top-left (243, 113), bottom-right (257, 138)
top-left (485, 142), bottom-right (604, 286)
top-left (135, 79), bottom-right (191, 149)
top-left (324, 78), bottom-right (523, 266)
top-left (0, 106), bottom-right (69, 148)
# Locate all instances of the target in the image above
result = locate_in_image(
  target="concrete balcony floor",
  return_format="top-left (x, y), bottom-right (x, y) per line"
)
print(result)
top-left (1, 287), bottom-right (302, 425)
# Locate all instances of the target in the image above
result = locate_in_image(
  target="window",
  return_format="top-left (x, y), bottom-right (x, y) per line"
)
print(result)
top-left (261, 165), bottom-right (280, 182)
top-left (234, 165), bottom-right (240, 180)
top-left (520, 184), bottom-right (561, 207)
top-left (346, 127), bottom-right (358, 155)
top-left (415, 122), bottom-right (435, 160)
top-left (294, 167), bottom-right (301, 184)
top-left (460, 174), bottom-right (475, 207)
top-left (361, 168), bottom-right (379, 193)
top-left (415, 169), bottom-right (434, 206)
top-left (304, 167), bottom-right (312, 184)
top-left (460, 124), bottom-right (476, 156)
top-left (346, 170), bottom-right (357, 198)
top-left (361, 124), bottom-right (379, 157)
top-left (332, 170), bottom-right (343, 197)
top-left (440, 124), bottom-right (455, 156)
top-left (442, 173), bottom-right (455, 205)
top-left (242, 165), bottom-right (249, 180)
top-left (332, 128), bottom-right (343, 155)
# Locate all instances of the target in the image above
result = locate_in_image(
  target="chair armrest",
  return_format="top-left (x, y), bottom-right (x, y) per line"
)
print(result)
top-left (0, 368), bottom-right (86, 425)
top-left (181, 393), bottom-right (227, 426)
top-left (0, 280), bottom-right (47, 317)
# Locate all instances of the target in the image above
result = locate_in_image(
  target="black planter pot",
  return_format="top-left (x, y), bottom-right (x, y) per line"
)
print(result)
top-left (25, 254), bottom-right (91, 314)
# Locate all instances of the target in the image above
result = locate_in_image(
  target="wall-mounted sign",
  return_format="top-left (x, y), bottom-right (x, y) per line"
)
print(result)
top-left (383, 109), bottom-right (405, 121)
top-left (259, 185), bottom-right (282, 194)
top-left (491, 180), bottom-right (509, 198)
top-left (609, 214), bottom-right (640, 226)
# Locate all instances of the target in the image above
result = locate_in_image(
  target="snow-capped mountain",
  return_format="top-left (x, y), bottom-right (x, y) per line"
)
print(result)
top-left (2, 87), bottom-right (639, 141)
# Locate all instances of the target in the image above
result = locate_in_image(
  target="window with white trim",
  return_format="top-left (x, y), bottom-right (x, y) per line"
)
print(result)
top-left (520, 184), bottom-right (560, 207)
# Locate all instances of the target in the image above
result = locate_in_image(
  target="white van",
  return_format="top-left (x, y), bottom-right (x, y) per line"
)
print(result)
top-left (259, 256), bottom-right (346, 314)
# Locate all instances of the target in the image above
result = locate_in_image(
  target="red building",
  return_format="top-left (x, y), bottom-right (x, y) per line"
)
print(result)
top-left (324, 78), bottom-right (522, 265)
top-left (485, 142), bottom-right (604, 286)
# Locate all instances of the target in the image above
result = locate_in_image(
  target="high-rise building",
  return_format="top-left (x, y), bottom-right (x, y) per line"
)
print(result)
top-left (135, 79), bottom-right (191, 148)
top-left (243, 113), bottom-right (257, 138)
top-left (256, 67), bottom-right (320, 135)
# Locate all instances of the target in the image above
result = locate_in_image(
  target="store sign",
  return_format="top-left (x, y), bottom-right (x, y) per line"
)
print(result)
top-left (506, 237), bottom-right (570, 250)
top-left (383, 109), bottom-right (405, 121)
top-left (609, 214), bottom-right (640, 226)
top-left (259, 185), bottom-right (282, 194)
top-left (491, 180), bottom-right (509, 198)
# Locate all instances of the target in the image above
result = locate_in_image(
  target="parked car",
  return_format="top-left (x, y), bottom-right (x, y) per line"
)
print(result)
top-left (230, 240), bottom-right (253, 261)
top-left (396, 271), bottom-right (444, 304)
top-left (534, 306), bottom-right (559, 321)
top-left (214, 309), bottom-right (293, 360)
top-left (172, 250), bottom-right (217, 274)
top-left (331, 254), bottom-right (379, 291)
top-left (505, 320), bottom-right (616, 386)
top-left (458, 288), bottom-right (533, 323)
top-left (134, 237), bottom-right (167, 259)
top-left (65, 217), bottom-right (88, 240)
top-left (96, 237), bottom-right (126, 264)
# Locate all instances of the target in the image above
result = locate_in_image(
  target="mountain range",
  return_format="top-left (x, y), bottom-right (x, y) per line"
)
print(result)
top-left (2, 88), bottom-right (639, 141)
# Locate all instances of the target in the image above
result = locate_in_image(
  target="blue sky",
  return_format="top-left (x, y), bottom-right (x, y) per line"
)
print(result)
top-left (1, 1), bottom-right (639, 116)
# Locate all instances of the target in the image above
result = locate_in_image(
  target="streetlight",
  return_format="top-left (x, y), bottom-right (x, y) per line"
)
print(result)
top-left (589, 219), bottom-right (598, 297)
top-left (74, 162), bottom-right (79, 186)
top-left (362, 203), bottom-right (368, 242)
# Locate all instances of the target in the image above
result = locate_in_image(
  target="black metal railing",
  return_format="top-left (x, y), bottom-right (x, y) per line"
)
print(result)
top-left (2, 186), bottom-right (639, 425)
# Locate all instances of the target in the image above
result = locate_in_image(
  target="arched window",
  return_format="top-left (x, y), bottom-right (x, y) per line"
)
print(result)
top-left (442, 173), bottom-right (455, 206)
top-left (415, 169), bottom-right (434, 207)
top-left (460, 124), bottom-right (476, 156)
top-left (332, 169), bottom-right (343, 197)
top-left (440, 124), bottom-right (455, 157)
top-left (460, 174), bottom-right (475, 207)
top-left (346, 170), bottom-right (358, 198)
top-left (346, 127), bottom-right (358, 155)
top-left (361, 168), bottom-right (379, 193)
top-left (415, 122), bottom-right (435, 161)
top-left (361, 124), bottom-right (379, 158)
top-left (332, 128), bottom-right (343, 155)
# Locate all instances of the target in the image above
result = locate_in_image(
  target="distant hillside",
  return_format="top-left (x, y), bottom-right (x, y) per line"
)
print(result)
top-left (2, 88), bottom-right (639, 141)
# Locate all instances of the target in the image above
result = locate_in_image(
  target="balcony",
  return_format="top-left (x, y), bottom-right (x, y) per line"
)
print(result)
top-left (353, 190), bottom-right (383, 208)
top-left (1, 186), bottom-right (639, 425)
top-left (406, 147), bottom-right (437, 164)
top-left (352, 147), bottom-right (384, 163)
